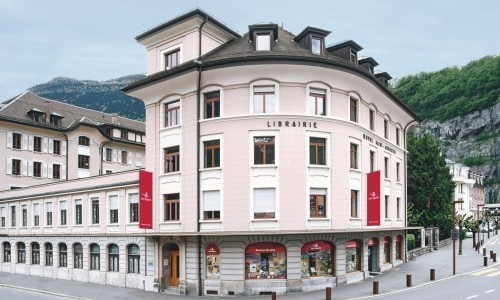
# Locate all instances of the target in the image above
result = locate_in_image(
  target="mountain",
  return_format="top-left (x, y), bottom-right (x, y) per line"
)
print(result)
top-left (392, 56), bottom-right (499, 202)
top-left (28, 74), bottom-right (147, 121)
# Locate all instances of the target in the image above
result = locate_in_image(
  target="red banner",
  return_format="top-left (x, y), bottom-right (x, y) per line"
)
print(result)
top-left (246, 242), bottom-right (286, 254)
top-left (346, 240), bottom-right (360, 248)
top-left (205, 244), bottom-right (220, 255)
top-left (302, 240), bottom-right (332, 252)
top-left (367, 171), bottom-right (381, 226)
top-left (139, 170), bottom-right (153, 229)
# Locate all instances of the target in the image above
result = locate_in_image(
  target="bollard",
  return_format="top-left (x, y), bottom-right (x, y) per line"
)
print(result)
top-left (271, 292), bottom-right (276, 300)
top-left (494, 253), bottom-right (497, 263)
top-left (326, 287), bottom-right (332, 300)
top-left (373, 281), bottom-right (379, 295)
top-left (483, 248), bottom-right (487, 256)
top-left (481, 240), bottom-right (484, 246)
top-left (491, 250), bottom-right (494, 259)
top-left (484, 256), bottom-right (488, 267)
top-left (430, 269), bottom-right (436, 281)
top-left (406, 274), bottom-right (412, 287)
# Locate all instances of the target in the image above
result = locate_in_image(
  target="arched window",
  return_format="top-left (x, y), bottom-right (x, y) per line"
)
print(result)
top-left (245, 242), bottom-right (286, 279)
top-left (384, 237), bottom-right (392, 263)
top-left (346, 240), bottom-right (361, 273)
top-left (73, 243), bottom-right (83, 269)
top-left (59, 243), bottom-right (67, 267)
top-left (90, 244), bottom-right (100, 270)
top-left (108, 244), bottom-right (119, 272)
top-left (395, 235), bottom-right (403, 260)
top-left (127, 244), bottom-right (140, 274)
top-left (45, 243), bottom-right (53, 266)
top-left (31, 242), bottom-right (40, 265)
top-left (78, 136), bottom-right (90, 146)
top-left (301, 241), bottom-right (334, 278)
top-left (17, 242), bottom-right (26, 263)
top-left (3, 242), bottom-right (11, 262)
top-left (205, 244), bottom-right (220, 279)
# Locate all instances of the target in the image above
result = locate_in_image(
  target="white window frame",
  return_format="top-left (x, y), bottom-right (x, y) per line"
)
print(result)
top-left (369, 146), bottom-right (377, 173)
top-left (348, 96), bottom-right (360, 123)
top-left (160, 95), bottom-right (182, 130)
top-left (306, 83), bottom-right (331, 117)
top-left (108, 194), bottom-right (119, 225)
top-left (249, 80), bottom-right (279, 114)
top-left (127, 191), bottom-right (139, 224)
top-left (74, 198), bottom-right (83, 226)
top-left (200, 86), bottom-right (224, 120)
top-left (368, 107), bottom-right (376, 132)
top-left (383, 117), bottom-right (391, 140)
top-left (306, 131), bottom-right (330, 167)
top-left (349, 138), bottom-right (361, 171)
top-left (255, 32), bottom-right (271, 51)
top-left (160, 43), bottom-right (183, 70)
top-left (249, 130), bottom-right (279, 167)
top-left (200, 134), bottom-right (223, 170)
top-left (384, 154), bottom-right (391, 180)
top-left (309, 187), bottom-right (329, 219)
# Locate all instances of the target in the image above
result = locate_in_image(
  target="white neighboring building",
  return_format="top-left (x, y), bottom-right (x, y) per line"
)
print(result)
top-left (446, 159), bottom-right (484, 216)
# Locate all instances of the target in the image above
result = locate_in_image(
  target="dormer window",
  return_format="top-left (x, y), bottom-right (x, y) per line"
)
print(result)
top-left (49, 113), bottom-right (63, 126)
top-left (311, 37), bottom-right (323, 55)
top-left (164, 48), bottom-right (180, 70)
top-left (256, 33), bottom-right (271, 51)
top-left (27, 108), bottom-right (45, 123)
top-left (350, 49), bottom-right (357, 64)
top-left (249, 24), bottom-right (278, 52)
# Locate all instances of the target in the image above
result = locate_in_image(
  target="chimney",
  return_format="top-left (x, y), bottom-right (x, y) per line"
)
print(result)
top-left (111, 113), bottom-right (119, 125)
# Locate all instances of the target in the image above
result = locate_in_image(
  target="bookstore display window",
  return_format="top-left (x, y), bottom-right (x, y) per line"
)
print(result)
top-left (345, 240), bottom-right (361, 273)
top-left (245, 242), bottom-right (286, 279)
top-left (384, 236), bottom-right (392, 263)
top-left (205, 244), bottom-right (220, 280)
top-left (395, 235), bottom-right (403, 260)
top-left (300, 241), bottom-right (334, 278)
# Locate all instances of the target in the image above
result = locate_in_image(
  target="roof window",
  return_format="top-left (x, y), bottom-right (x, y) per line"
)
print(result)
top-left (249, 24), bottom-right (278, 51)
top-left (293, 27), bottom-right (330, 55)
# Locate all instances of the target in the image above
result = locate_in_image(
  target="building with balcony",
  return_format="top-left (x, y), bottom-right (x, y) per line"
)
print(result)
top-left (446, 159), bottom-right (485, 216)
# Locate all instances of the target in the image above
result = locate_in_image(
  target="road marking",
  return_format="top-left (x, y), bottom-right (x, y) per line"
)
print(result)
top-left (485, 289), bottom-right (494, 293)
top-left (486, 271), bottom-right (500, 277)
top-left (470, 268), bottom-right (497, 276)
top-left (466, 295), bottom-right (478, 299)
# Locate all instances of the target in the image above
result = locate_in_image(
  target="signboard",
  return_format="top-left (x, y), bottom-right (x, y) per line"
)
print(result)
top-left (367, 171), bottom-right (381, 226)
top-left (302, 240), bottom-right (332, 252)
top-left (246, 242), bottom-right (286, 254)
top-left (205, 244), bottom-right (220, 255)
top-left (346, 240), bottom-right (359, 248)
top-left (139, 170), bottom-right (153, 229)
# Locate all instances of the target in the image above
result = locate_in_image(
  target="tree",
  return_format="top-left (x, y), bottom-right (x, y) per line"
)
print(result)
top-left (455, 212), bottom-right (474, 255)
top-left (407, 131), bottom-right (456, 236)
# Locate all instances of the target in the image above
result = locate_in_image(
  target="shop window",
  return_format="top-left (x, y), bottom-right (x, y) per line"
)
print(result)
top-left (108, 244), bottom-right (119, 272)
top-left (45, 243), bottom-right (53, 266)
top-left (310, 137), bottom-right (326, 165)
top-left (395, 236), bottom-right (403, 260)
top-left (74, 243), bottom-right (83, 269)
top-left (245, 242), bottom-right (286, 279)
top-left (301, 241), bottom-right (334, 278)
top-left (345, 240), bottom-right (361, 273)
top-left (205, 244), bottom-right (220, 280)
top-left (3, 242), bottom-right (11, 262)
top-left (59, 243), bottom-right (67, 267)
top-left (90, 244), bottom-right (100, 270)
top-left (128, 244), bottom-right (140, 274)
top-left (384, 237), bottom-right (391, 263)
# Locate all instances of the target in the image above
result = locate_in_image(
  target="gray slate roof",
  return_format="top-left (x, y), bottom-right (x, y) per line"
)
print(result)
top-left (0, 91), bottom-right (145, 133)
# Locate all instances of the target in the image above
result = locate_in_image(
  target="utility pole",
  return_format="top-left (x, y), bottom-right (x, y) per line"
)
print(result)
top-left (453, 200), bottom-right (464, 275)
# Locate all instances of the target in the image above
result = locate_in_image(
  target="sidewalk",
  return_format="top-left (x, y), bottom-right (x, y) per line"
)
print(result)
top-left (0, 236), bottom-right (498, 300)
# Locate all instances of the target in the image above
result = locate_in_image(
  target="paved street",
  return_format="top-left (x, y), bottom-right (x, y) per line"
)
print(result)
top-left (0, 235), bottom-right (499, 299)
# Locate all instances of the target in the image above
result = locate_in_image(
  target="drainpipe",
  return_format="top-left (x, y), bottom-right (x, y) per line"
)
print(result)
top-left (403, 119), bottom-right (418, 262)
top-left (196, 16), bottom-right (208, 297)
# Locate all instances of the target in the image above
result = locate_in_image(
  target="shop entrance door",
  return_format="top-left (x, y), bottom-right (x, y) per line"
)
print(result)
top-left (169, 251), bottom-right (180, 286)
top-left (368, 245), bottom-right (377, 273)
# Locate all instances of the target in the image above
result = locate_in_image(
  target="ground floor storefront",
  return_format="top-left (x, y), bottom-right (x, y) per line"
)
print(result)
top-left (0, 231), bottom-right (405, 296)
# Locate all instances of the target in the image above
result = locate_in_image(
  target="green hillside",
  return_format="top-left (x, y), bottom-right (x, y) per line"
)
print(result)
top-left (391, 56), bottom-right (499, 121)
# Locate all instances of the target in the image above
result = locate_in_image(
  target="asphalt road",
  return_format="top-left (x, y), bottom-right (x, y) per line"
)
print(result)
top-left (0, 286), bottom-right (69, 300)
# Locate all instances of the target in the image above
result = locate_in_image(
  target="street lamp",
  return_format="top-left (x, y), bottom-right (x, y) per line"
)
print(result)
top-left (453, 200), bottom-right (464, 276)
top-left (478, 204), bottom-right (485, 245)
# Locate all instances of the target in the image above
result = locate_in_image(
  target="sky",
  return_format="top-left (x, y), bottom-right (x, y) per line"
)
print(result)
top-left (0, 0), bottom-right (499, 101)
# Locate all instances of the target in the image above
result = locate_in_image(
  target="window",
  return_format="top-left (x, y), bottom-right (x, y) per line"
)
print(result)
top-left (256, 33), bottom-right (271, 51)
top-left (59, 243), bottom-right (67, 267)
top-left (12, 159), bottom-right (21, 175)
top-left (350, 49), bottom-right (357, 64)
top-left (60, 201), bottom-right (67, 226)
top-left (17, 242), bottom-right (26, 263)
top-left (310, 137), bottom-right (326, 165)
top-left (311, 37), bottom-right (323, 55)
top-left (0, 207), bottom-right (5, 227)
top-left (74, 243), bottom-right (83, 269)
top-left (301, 241), bottom-right (334, 278)
top-left (205, 244), bottom-right (220, 280)
top-left (75, 200), bottom-right (82, 225)
top-left (384, 237), bottom-right (391, 263)
top-left (204, 140), bottom-right (220, 168)
top-left (310, 188), bottom-right (327, 218)
top-left (384, 119), bottom-right (389, 139)
top-left (384, 157), bottom-right (389, 179)
top-left (120, 130), bottom-right (128, 140)
top-left (22, 205), bottom-right (27, 227)
top-left (33, 161), bottom-right (42, 177)
top-left (31, 242), bottom-right (40, 265)
top-left (121, 150), bottom-right (128, 164)
top-left (350, 190), bottom-right (359, 218)
top-left (395, 236), bottom-right (403, 260)
top-left (78, 155), bottom-right (89, 169)
top-left (203, 190), bottom-right (220, 220)
top-left (164, 100), bottom-right (180, 127)
top-left (253, 86), bottom-right (275, 113)
top-left (346, 240), bottom-right (361, 273)
top-left (369, 109), bottom-right (375, 131)
top-left (13, 133), bottom-right (22, 149)
top-left (109, 195), bottom-right (119, 224)
top-left (396, 128), bottom-right (400, 146)
top-left (350, 98), bottom-right (358, 122)
top-left (164, 48), bottom-right (180, 69)
top-left (397, 197), bottom-right (401, 219)
top-left (3, 242), bottom-right (11, 262)
top-left (50, 115), bottom-right (62, 126)
top-left (129, 193), bottom-right (138, 223)
top-left (254, 137), bottom-right (275, 165)
top-left (33, 204), bottom-right (40, 226)
top-left (78, 136), bottom-right (90, 146)
top-left (307, 89), bottom-right (326, 115)
top-left (350, 143), bottom-right (358, 169)
top-left (204, 91), bottom-right (220, 119)
top-left (253, 188), bottom-right (275, 219)
top-left (45, 243), bottom-right (53, 266)
top-left (245, 242), bottom-right (286, 279)
top-left (29, 111), bottom-right (44, 123)
top-left (53, 164), bottom-right (61, 179)
top-left (46, 203), bottom-right (52, 226)
top-left (164, 146), bottom-right (180, 173)
top-left (90, 244), bottom-right (100, 270)
top-left (385, 196), bottom-right (389, 219)
top-left (10, 206), bottom-right (16, 227)
top-left (54, 140), bottom-right (62, 155)
top-left (396, 162), bottom-right (401, 182)
top-left (108, 244), bottom-right (119, 272)
top-left (105, 148), bottom-right (112, 162)
top-left (164, 193), bottom-right (180, 221)
top-left (128, 244), bottom-right (140, 274)
top-left (33, 136), bottom-right (42, 152)
top-left (91, 198), bottom-right (99, 224)
top-left (370, 151), bottom-right (375, 173)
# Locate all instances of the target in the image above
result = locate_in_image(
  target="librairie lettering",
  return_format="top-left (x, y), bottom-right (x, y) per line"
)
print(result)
top-left (363, 133), bottom-right (396, 154)
top-left (267, 120), bottom-right (317, 128)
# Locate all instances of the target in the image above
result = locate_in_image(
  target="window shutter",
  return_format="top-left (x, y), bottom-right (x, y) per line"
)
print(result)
top-left (112, 150), bottom-right (117, 163)
top-left (6, 158), bottom-right (12, 175)
top-left (22, 160), bottom-right (28, 176)
top-left (46, 202), bottom-right (52, 213)
top-left (42, 138), bottom-right (48, 153)
top-left (42, 163), bottom-right (47, 178)
top-left (23, 134), bottom-right (28, 150)
top-left (28, 161), bottom-right (33, 176)
top-left (253, 188), bottom-right (276, 214)
top-left (128, 152), bottom-right (132, 165)
top-left (7, 132), bottom-right (12, 148)
top-left (48, 139), bottom-right (53, 154)
top-left (117, 151), bottom-right (122, 163)
top-left (28, 135), bottom-right (34, 151)
top-left (33, 204), bottom-right (40, 215)
top-left (61, 165), bottom-right (66, 180)
top-left (48, 164), bottom-right (53, 179)
top-left (60, 201), bottom-right (67, 210)
top-left (109, 195), bottom-right (118, 210)
top-left (129, 193), bottom-right (138, 204)
top-left (203, 191), bottom-right (220, 211)
top-left (136, 153), bottom-right (142, 167)
top-left (310, 188), bottom-right (327, 195)
top-left (102, 148), bottom-right (107, 161)
top-left (62, 141), bottom-right (67, 156)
